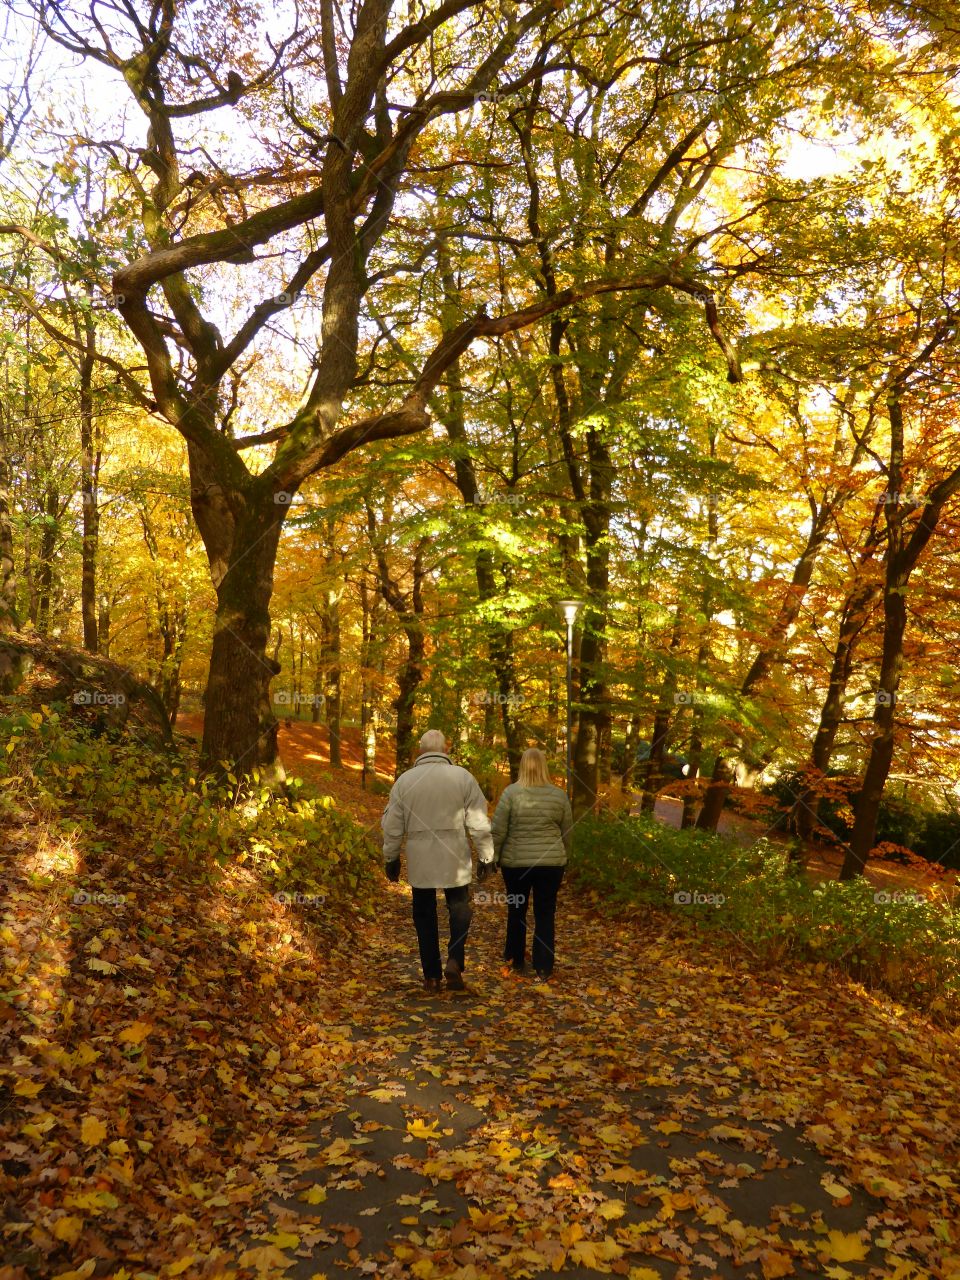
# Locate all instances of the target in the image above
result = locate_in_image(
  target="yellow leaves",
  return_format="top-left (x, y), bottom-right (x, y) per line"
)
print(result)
top-left (64, 1190), bottom-right (119, 1213)
top-left (52, 1261), bottom-right (96, 1280)
top-left (407, 1118), bottom-right (441, 1140)
top-left (569, 1236), bottom-right (624, 1271)
top-left (627, 1270), bottom-right (662, 1280)
top-left (366, 1086), bottom-right (398, 1103)
top-left (117, 1020), bottom-right (152, 1045)
top-left (299, 1184), bottom-right (327, 1205)
top-left (596, 1200), bottom-right (627, 1221)
top-left (238, 1243), bottom-right (295, 1273)
top-left (50, 1215), bottom-right (84, 1244)
top-left (168, 1119), bottom-right (202, 1147)
top-left (263, 1231), bottom-right (300, 1249)
top-left (655, 1119), bottom-right (682, 1135)
top-left (13, 1077), bottom-right (45, 1097)
top-left (165, 1256), bottom-right (195, 1275)
top-left (864, 1173), bottom-right (906, 1199)
top-left (86, 957), bottom-right (118, 974)
top-left (603, 1165), bottom-right (646, 1185)
top-left (822, 1231), bottom-right (870, 1262)
top-left (759, 1249), bottom-right (795, 1278)
top-left (80, 1114), bottom-right (108, 1145)
top-left (768, 1020), bottom-right (790, 1040)
top-left (821, 1175), bottom-right (853, 1206)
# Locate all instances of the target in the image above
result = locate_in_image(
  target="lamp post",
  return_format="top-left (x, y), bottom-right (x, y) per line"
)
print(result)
top-left (557, 599), bottom-right (584, 800)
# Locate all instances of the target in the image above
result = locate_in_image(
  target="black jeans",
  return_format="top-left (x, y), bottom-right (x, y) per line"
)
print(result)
top-left (501, 864), bottom-right (565, 975)
top-left (411, 885), bottom-right (472, 981)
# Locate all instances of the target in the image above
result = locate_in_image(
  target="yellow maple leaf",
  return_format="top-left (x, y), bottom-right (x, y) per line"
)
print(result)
top-left (117, 1020), bottom-right (152, 1045)
top-left (628, 1269), bottom-right (662, 1280)
top-left (300, 1185), bottom-right (327, 1204)
top-left (13, 1078), bottom-right (45, 1097)
top-left (407, 1118), bottom-right (441, 1140)
top-left (166, 1257), bottom-right (195, 1276)
top-left (759, 1249), bottom-right (795, 1278)
top-left (238, 1243), bottom-right (296, 1273)
top-left (80, 1115), bottom-right (107, 1145)
top-left (597, 1200), bottom-right (627, 1221)
top-left (656, 1120), bottom-right (682, 1135)
top-left (823, 1231), bottom-right (870, 1263)
top-left (265, 1231), bottom-right (300, 1249)
top-left (51, 1216), bottom-right (84, 1244)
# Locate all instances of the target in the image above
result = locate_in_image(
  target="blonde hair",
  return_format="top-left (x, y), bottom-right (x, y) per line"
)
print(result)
top-left (517, 747), bottom-right (552, 787)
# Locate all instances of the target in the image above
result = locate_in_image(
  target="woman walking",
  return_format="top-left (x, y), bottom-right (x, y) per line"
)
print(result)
top-left (490, 747), bottom-right (573, 980)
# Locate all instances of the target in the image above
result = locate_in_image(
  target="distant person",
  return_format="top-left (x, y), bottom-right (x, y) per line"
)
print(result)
top-left (382, 729), bottom-right (495, 992)
top-left (490, 747), bottom-right (572, 980)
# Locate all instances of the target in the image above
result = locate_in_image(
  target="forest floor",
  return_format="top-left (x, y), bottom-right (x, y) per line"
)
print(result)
top-left (5, 813), bottom-right (959, 1280)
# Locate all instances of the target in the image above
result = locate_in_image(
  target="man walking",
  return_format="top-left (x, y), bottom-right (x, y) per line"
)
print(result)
top-left (382, 729), bottom-right (495, 992)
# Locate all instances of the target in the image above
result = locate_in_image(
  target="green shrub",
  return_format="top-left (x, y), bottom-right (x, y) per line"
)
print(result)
top-left (0, 702), bottom-right (378, 912)
top-left (571, 813), bottom-right (959, 1018)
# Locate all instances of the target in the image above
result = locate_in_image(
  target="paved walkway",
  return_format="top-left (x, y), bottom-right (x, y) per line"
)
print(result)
top-left (251, 886), bottom-right (887, 1279)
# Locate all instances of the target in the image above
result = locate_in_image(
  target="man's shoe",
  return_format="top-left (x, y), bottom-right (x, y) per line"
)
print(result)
top-left (534, 969), bottom-right (551, 982)
top-left (423, 977), bottom-right (442, 994)
top-left (444, 958), bottom-right (465, 990)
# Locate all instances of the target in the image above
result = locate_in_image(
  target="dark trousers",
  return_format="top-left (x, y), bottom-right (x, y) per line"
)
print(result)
top-left (411, 885), bottom-right (472, 981)
top-left (501, 865), bottom-right (565, 975)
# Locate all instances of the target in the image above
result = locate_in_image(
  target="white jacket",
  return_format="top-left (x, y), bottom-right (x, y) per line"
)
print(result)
top-left (382, 752), bottom-right (495, 888)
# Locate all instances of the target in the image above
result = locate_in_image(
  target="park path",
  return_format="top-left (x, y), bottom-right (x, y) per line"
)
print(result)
top-left (243, 883), bottom-right (897, 1280)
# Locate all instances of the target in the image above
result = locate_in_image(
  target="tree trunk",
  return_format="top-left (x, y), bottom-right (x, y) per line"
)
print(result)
top-left (791, 571), bottom-right (880, 840)
top-left (321, 585), bottom-right (343, 767)
top-left (78, 294), bottom-right (99, 653)
top-left (198, 501), bottom-right (285, 780)
top-left (620, 712), bottom-right (641, 793)
top-left (640, 607), bottom-right (683, 813)
top-left (840, 577), bottom-right (906, 877)
top-left (0, 449), bottom-right (17, 631)
top-left (359, 578), bottom-right (383, 787)
top-left (680, 696), bottom-right (706, 830)
top-left (98, 592), bottom-right (111, 656)
top-left (35, 485), bottom-right (59, 638)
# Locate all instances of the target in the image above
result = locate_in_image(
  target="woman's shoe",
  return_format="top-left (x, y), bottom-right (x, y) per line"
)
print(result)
top-left (444, 958), bottom-right (465, 990)
top-left (534, 969), bottom-right (551, 982)
top-left (423, 977), bottom-right (442, 994)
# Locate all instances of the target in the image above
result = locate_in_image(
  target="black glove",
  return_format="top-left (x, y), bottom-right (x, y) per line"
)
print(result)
top-left (384, 858), bottom-right (401, 882)
top-left (476, 859), bottom-right (493, 882)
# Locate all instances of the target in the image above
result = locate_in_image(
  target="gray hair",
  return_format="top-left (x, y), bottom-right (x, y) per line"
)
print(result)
top-left (418, 728), bottom-right (447, 754)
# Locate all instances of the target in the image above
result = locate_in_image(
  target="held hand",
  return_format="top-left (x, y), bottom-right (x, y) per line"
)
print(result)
top-left (384, 858), bottom-right (401, 882)
top-left (476, 859), bottom-right (493, 882)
